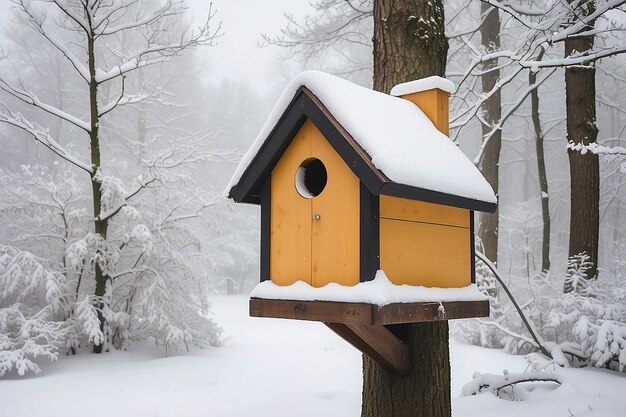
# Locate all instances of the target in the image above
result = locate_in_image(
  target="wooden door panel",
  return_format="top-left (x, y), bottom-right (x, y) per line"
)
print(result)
top-left (310, 126), bottom-right (360, 288)
top-left (270, 121), bottom-right (312, 286)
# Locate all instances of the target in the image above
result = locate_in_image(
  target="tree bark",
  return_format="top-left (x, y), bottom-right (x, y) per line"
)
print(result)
top-left (367, 1), bottom-right (450, 416)
top-left (373, 0), bottom-right (447, 94)
top-left (529, 52), bottom-right (551, 273)
top-left (565, 1), bottom-right (599, 281)
top-left (87, 26), bottom-right (108, 353)
top-left (476, 3), bottom-right (502, 265)
top-left (362, 323), bottom-right (451, 417)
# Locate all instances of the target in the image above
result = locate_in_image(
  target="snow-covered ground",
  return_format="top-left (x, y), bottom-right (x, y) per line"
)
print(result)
top-left (1, 295), bottom-right (624, 417)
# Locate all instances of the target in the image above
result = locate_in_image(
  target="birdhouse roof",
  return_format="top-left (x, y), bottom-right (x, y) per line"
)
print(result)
top-left (227, 71), bottom-right (496, 212)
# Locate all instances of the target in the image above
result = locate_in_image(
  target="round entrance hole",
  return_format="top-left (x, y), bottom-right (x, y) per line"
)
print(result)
top-left (295, 158), bottom-right (327, 198)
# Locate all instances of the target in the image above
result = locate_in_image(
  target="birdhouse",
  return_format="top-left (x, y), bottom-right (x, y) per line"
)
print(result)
top-left (227, 71), bottom-right (497, 373)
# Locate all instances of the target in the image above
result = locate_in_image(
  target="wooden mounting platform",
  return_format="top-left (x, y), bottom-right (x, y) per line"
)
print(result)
top-left (250, 297), bottom-right (489, 374)
top-left (249, 298), bottom-right (489, 325)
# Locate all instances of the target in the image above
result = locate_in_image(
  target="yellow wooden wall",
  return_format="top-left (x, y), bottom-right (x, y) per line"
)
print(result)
top-left (270, 119), bottom-right (360, 287)
top-left (379, 195), bottom-right (471, 287)
top-left (399, 89), bottom-right (449, 135)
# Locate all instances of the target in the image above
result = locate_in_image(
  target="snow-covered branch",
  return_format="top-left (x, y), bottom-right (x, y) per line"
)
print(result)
top-left (550, 0), bottom-right (626, 44)
top-left (451, 66), bottom-right (523, 131)
top-left (96, 0), bottom-right (184, 37)
top-left (462, 370), bottom-right (564, 399)
top-left (0, 77), bottom-right (91, 132)
top-left (96, 176), bottom-right (158, 222)
top-left (98, 75), bottom-right (126, 117)
top-left (473, 67), bottom-right (556, 164)
top-left (15, 0), bottom-right (90, 82)
top-left (522, 45), bottom-right (626, 69)
top-left (475, 251), bottom-right (552, 357)
top-left (0, 108), bottom-right (93, 173)
top-left (479, 0), bottom-right (538, 28)
top-left (49, 0), bottom-right (90, 34)
top-left (474, 318), bottom-right (540, 348)
top-left (568, 141), bottom-right (626, 156)
top-left (94, 4), bottom-right (221, 84)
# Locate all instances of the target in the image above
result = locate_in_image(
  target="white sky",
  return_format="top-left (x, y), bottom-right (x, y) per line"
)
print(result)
top-left (0, 0), bottom-right (310, 91)
top-left (188, 0), bottom-right (308, 83)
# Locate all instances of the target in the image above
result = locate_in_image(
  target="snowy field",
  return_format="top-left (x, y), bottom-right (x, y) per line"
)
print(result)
top-left (1, 295), bottom-right (625, 417)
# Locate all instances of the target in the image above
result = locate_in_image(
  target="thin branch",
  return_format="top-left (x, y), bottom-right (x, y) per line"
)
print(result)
top-left (475, 250), bottom-right (552, 357)
top-left (0, 78), bottom-right (91, 132)
top-left (0, 108), bottom-right (93, 173)
top-left (96, 176), bottom-right (158, 222)
top-left (94, 4), bottom-right (221, 83)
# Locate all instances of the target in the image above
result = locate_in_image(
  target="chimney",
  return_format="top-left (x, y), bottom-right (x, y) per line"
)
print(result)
top-left (390, 76), bottom-right (455, 136)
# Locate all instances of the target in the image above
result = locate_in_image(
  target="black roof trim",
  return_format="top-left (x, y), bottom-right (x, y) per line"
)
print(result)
top-left (380, 183), bottom-right (496, 213)
top-left (228, 87), bottom-right (497, 213)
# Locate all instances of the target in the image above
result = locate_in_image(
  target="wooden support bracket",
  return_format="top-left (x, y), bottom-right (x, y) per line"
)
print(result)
top-left (325, 322), bottom-right (410, 375)
top-left (250, 297), bottom-right (489, 374)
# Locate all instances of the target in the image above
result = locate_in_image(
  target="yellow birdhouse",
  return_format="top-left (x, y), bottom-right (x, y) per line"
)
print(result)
top-left (227, 71), bottom-right (496, 372)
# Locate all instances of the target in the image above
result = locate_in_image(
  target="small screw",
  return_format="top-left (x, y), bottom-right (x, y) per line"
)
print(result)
top-left (313, 214), bottom-right (321, 221)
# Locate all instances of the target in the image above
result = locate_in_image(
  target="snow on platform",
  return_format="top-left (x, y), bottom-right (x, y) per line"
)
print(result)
top-left (1, 295), bottom-right (624, 417)
top-left (250, 270), bottom-right (488, 305)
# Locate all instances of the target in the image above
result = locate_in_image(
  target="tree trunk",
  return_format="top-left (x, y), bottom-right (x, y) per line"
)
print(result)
top-left (367, 1), bottom-right (450, 416)
top-left (565, 1), bottom-right (599, 282)
top-left (373, 0), bottom-right (447, 94)
top-left (476, 3), bottom-right (502, 265)
top-left (362, 323), bottom-right (451, 417)
top-left (87, 30), bottom-right (108, 353)
top-left (529, 53), bottom-right (551, 273)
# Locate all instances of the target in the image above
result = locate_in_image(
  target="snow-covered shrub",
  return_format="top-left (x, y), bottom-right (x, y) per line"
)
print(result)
top-left (0, 245), bottom-right (67, 376)
top-left (454, 252), bottom-right (626, 372)
top-left (95, 175), bottom-right (223, 352)
top-left (563, 252), bottom-right (593, 293)
top-left (574, 318), bottom-right (626, 371)
top-left (0, 164), bottom-right (222, 376)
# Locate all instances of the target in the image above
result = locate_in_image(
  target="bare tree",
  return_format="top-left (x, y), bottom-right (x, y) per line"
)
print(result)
top-left (0, 0), bottom-right (220, 353)
top-left (529, 48), bottom-right (551, 273)
top-left (565, 0), bottom-right (600, 280)
top-left (476, 2), bottom-right (503, 265)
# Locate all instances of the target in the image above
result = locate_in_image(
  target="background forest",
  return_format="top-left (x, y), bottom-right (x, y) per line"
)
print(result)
top-left (0, 0), bottom-right (624, 392)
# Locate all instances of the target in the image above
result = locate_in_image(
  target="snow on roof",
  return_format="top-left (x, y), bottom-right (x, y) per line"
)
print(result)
top-left (390, 76), bottom-right (455, 96)
top-left (250, 270), bottom-right (488, 306)
top-left (227, 71), bottom-right (496, 204)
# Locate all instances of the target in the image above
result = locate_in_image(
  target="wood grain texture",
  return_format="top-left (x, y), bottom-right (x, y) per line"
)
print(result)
top-left (373, 300), bottom-right (489, 324)
top-left (310, 123), bottom-right (360, 287)
top-left (397, 89), bottom-right (449, 135)
top-left (565, 6), bottom-right (599, 278)
top-left (270, 120), bottom-right (313, 286)
top-left (362, 321), bottom-right (451, 417)
top-left (326, 323), bottom-right (410, 375)
top-left (249, 298), bottom-right (372, 325)
top-left (380, 218), bottom-right (471, 287)
top-left (380, 195), bottom-right (470, 228)
top-left (249, 298), bottom-right (489, 325)
top-left (270, 118), bottom-right (360, 288)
